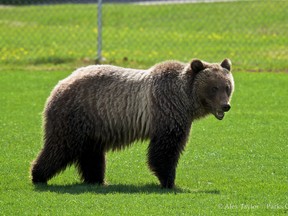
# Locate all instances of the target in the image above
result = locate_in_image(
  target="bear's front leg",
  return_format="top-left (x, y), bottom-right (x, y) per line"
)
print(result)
top-left (148, 126), bottom-right (188, 189)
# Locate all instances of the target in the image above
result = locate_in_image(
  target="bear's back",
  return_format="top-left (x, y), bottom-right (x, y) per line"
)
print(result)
top-left (46, 65), bottom-right (152, 150)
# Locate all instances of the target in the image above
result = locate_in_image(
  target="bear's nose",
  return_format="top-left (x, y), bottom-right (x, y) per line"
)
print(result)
top-left (222, 104), bottom-right (231, 112)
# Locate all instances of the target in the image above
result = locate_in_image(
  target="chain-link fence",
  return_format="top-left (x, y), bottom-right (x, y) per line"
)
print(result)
top-left (1, 0), bottom-right (287, 71)
top-left (1, 0), bottom-right (98, 69)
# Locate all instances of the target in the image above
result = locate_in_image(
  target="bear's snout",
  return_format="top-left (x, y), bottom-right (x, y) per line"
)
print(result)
top-left (221, 104), bottom-right (231, 112)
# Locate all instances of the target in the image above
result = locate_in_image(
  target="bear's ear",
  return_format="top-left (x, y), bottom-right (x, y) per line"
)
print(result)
top-left (191, 59), bottom-right (205, 73)
top-left (221, 58), bottom-right (232, 71)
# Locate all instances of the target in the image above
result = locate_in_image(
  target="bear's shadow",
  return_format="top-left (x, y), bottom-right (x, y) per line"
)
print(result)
top-left (34, 183), bottom-right (220, 195)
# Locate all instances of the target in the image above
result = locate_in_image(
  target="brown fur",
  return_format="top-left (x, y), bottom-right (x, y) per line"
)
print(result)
top-left (30, 59), bottom-right (234, 188)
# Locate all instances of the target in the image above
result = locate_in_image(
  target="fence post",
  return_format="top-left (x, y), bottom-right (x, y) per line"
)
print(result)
top-left (96, 0), bottom-right (102, 63)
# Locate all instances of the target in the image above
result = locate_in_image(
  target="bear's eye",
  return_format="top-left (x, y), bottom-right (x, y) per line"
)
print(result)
top-left (211, 86), bottom-right (218, 93)
top-left (226, 86), bottom-right (231, 95)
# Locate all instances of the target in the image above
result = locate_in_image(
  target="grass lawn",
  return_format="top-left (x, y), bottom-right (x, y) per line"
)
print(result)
top-left (0, 70), bottom-right (287, 215)
top-left (0, 1), bottom-right (287, 71)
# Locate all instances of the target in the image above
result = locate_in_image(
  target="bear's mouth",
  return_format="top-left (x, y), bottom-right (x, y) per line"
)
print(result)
top-left (214, 111), bottom-right (225, 120)
top-left (202, 100), bottom-right (226, 120)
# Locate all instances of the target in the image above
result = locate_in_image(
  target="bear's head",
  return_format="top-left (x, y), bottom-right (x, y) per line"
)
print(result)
top-left (191, 58), bottom-right (234, 120)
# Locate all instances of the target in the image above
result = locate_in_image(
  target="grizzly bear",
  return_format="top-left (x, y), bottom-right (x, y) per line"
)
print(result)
top-left (31, 58), bottom-right (234, 188)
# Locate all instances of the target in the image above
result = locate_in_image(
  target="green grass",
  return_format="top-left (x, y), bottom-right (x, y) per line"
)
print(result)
top-left (0, 70), bottom-right (287, 215)
top-left (0, 1), bottom-right (288, 71)
top-left (0, 4), bottom-right (98, 71)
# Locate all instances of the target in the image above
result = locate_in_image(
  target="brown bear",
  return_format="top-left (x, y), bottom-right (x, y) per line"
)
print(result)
top-left (31, 58), bottom-right (234, 188)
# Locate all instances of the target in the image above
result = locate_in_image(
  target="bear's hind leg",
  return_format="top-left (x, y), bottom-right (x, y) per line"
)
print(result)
top-left (76, 141), bottom-right (106, 185)
top-left (31, 145), bottom-right (73, 184)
